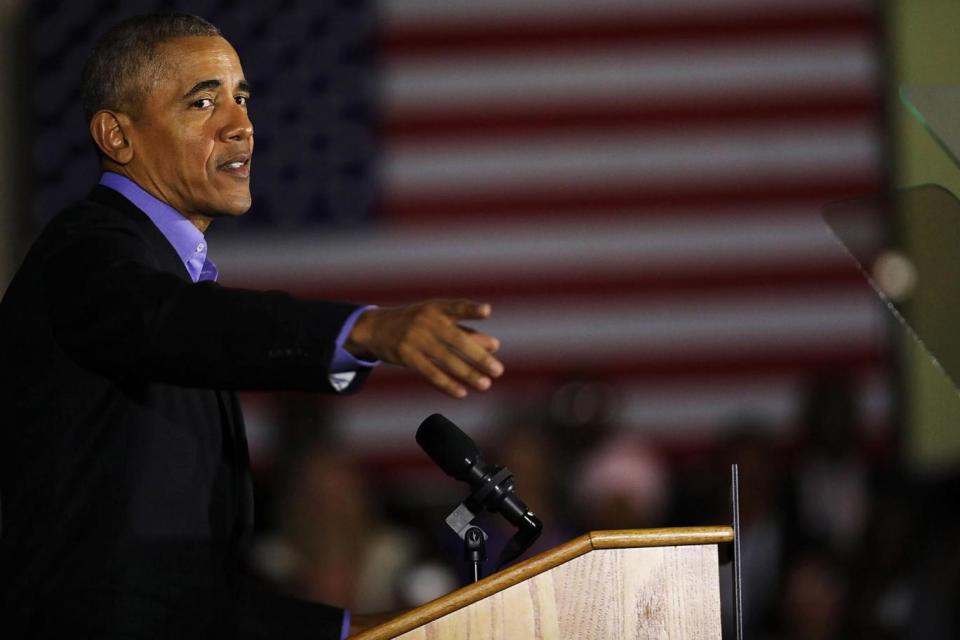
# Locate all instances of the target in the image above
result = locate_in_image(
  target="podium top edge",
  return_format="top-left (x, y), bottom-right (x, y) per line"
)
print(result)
top-left (590, 526), bottom-right (735, 550)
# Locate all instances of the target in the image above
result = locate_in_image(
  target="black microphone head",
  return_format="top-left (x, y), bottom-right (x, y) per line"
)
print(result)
top-left (416, 413), bottom-right (480, 481)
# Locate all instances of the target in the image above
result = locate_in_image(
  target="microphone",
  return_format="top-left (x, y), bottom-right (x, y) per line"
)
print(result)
top-left (416, 413), bottom-right (542, 568)
top-left (415, 412), bottom-right (482, 482)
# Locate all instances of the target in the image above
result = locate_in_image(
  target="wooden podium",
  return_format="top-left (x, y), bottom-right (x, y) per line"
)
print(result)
top-left (351, 526), bottom-right (734, 639)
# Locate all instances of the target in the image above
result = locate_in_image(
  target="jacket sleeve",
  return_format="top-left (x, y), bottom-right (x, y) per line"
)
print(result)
top-left (42, 220), bottom-right (367, 392)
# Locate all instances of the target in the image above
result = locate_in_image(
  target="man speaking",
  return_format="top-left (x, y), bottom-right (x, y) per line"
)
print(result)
top-left (0, 13), bottom-right (503, 639)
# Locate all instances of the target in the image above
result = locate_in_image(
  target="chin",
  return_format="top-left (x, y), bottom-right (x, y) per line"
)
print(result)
top-left (227, 201), bottom-right (252, 216)
top-left (216, 194), bottom-right (253, 217)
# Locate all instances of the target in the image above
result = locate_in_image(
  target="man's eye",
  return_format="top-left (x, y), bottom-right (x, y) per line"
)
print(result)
top-left (235, 95), bottom-right (249, 107)
top-left (192, 98), bottom-right (214, 109)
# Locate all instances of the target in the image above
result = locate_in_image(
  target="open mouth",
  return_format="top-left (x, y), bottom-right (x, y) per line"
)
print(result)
top-left (217, 155), bottom-right (251, 178)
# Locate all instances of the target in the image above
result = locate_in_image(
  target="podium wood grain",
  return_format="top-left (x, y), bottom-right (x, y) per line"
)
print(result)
top-left (352, 527), bottom-right (731, 640)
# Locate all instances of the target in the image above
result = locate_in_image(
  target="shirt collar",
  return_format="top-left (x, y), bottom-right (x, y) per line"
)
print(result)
top-left (99, 172), bottom-right (217, 283)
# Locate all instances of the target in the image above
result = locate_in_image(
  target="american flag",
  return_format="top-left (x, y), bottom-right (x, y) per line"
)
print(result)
top-left (216, 0), bottom-right (894, 467)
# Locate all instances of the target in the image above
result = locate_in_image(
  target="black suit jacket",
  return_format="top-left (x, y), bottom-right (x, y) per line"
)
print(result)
top-left (0, 186), bottom-right (368, 638)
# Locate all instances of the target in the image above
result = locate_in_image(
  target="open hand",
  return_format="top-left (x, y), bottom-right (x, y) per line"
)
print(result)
top-left (345, 299), bottom-right (504, 398)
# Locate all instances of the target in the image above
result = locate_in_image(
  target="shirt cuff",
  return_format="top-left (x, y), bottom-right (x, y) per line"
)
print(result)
top-left (330, 305), bottom-right (379, 374)
top-left (341, 609), bottom-right (351, 639)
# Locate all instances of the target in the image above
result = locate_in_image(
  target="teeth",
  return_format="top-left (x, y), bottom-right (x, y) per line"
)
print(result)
top-left (225, 161), bottom-right (244, 169)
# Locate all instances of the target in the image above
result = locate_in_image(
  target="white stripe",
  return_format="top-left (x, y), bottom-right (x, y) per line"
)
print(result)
top-left (214, 209), bottom-right (878, 288)
top-left (384, 38), bottom-right (875, 109)
top-left (264, 368), bottom-right (891, 449)
top-left (381, 0), bottom-right (872, 27)
top-left (382, 122), bottom-right (878, 193)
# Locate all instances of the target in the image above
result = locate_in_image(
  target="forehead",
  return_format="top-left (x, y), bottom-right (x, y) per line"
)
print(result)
top-left (155, 36), bottom-right (245, 91)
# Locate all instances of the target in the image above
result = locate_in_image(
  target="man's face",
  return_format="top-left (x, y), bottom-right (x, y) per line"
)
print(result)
top-left (125, 36), bottom-right (253, 220)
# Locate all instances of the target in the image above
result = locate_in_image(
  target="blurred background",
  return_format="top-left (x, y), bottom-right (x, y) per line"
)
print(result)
top-left (2, 0), bottom-right (960, 637)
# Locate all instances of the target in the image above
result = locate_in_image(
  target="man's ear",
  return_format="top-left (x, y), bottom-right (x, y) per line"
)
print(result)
top-left (89, 110), bottom-right (134, 164)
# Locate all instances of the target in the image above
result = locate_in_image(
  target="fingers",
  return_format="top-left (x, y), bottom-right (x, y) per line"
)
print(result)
top-left (408, 308), bottom-right (504, 397)
top-left (443, 326), bottom-right (503, 377)
top-left (422, 335), bottom-right (495, 393)
top-left (460, 326), bottom-right (500, 353)
top-left (407, 350), bottom-right (469, 399)
top-left (450, 339), bottom-right (503, 382)
top-left (441, 299), bottom-right (492, 320)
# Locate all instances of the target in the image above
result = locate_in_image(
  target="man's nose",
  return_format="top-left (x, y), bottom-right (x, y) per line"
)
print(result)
top-left (221, 102), bottom-right (253, 142)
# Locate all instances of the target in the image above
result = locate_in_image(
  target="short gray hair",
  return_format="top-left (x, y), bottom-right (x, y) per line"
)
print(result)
top-left (80, 13), bottom-right (221, 123)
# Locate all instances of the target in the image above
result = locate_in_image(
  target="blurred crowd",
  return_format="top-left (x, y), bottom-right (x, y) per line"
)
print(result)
top-left (244, 371), bottom-right (960, 639)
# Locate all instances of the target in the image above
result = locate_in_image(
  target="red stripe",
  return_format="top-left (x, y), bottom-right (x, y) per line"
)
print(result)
top-left (383, 91), bottom-right (879, 143)
top-left (228, 262), bottom-right (869, 305)
top-left (383, 174), bottom-right (883, 224)
top-left (382, 7), bottom-right (875, 58)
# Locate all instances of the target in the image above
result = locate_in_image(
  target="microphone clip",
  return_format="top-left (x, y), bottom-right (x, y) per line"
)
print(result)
top-left (443, 465), bottom-right (512, 539)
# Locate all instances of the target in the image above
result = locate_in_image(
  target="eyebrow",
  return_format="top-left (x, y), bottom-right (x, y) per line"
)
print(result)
top-left (182, 79), bottom-right (252, 99)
